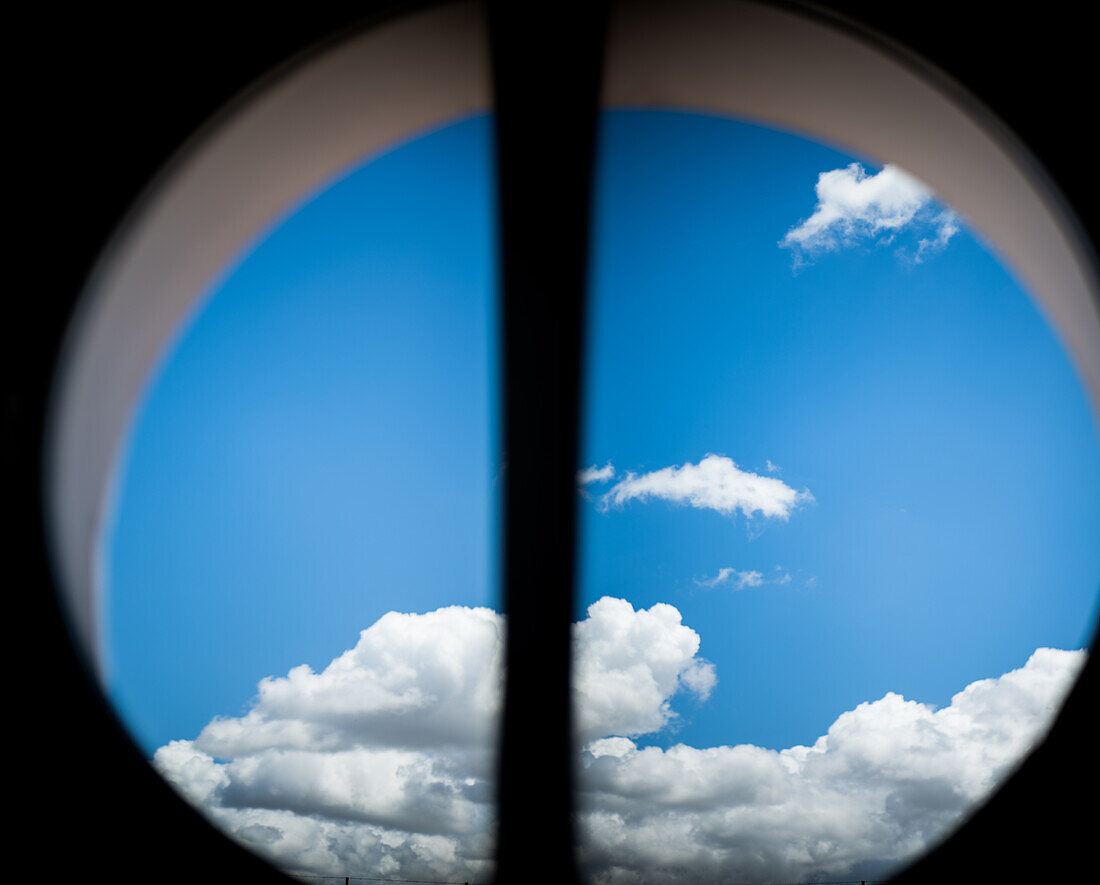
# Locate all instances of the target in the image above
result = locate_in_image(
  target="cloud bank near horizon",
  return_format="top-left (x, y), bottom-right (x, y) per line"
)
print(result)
top-left (780, 162), bottom-right (958, 266)
top-left (153, 600), bottom-right (1083, 884)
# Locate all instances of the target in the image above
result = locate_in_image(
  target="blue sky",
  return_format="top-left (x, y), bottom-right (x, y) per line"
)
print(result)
top-left (577, 110), bottom-right (1100, 752)
top-left (108, 109), bottom-right (1100, 755)
top-left (107, 110), bottom-right (1098, 881)
top-left (109, 107), bottom-right (1100, 879)
top-left (105, 114), bottom-right (499, 754)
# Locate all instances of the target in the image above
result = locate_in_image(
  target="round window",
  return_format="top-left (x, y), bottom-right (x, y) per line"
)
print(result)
top-left (34, 2), bottom-right (1098, 883)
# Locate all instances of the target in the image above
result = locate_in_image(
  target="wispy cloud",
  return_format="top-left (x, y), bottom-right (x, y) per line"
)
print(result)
top-left (696, 565), bottom-right (791, 590)
top-left (578, 462), bottom-right (615, 485)
top-left (600, 454), bottom-right (812, 521)
top-left (780, 162), bottom-right (958, 266)
top-left (695, 567), bottom-right (764, 590)
top-left (915, 210), bottom-right (960, 262)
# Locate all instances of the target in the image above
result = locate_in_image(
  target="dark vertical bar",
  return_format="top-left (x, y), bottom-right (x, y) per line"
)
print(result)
top-left (488, 2), bottom-right (608, 883)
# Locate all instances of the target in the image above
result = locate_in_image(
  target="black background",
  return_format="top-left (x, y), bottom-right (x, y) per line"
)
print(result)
top-left (9, 1), bottom-right (1096, 881)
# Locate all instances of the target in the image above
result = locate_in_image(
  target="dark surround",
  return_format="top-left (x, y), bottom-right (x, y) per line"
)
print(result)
top-left (9, 2), bottom-right (1095, 882)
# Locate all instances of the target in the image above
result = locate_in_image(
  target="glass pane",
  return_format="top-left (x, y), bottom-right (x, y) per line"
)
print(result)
top-left (104, 113), bottom-right (501, 883)
top-left (576, 109), bottom-right (1098, 884)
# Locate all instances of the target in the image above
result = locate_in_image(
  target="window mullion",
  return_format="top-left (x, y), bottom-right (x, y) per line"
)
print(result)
top-left (488, 3), bottom-right (608, 882)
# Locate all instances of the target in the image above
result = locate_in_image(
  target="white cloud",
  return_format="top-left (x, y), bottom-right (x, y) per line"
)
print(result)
top-left (578, 646), bottom-right (1084, 884)
top-left (915, 209), bottom-right (960, 263)
top-left (780, 162), bottom-right (958, 264)
top-left (765, 459), bottom-right (780, 473)
top-left (154, 598), bottom-right (715, 880)
top-left (600, 454), bottom-right (812, 521)
top-left (694, 568), bottom-right (764, 590)
top-left (152, 601), bottom-right (1083, 885)
top-left (194, 605), bottom-right (505, 757)
top-left (696, 566), bottom-right (793, 590)
top-left (157, 605), bottom-right (505, 882)
top-left (574, 597), bottom-right (717, 742)
top-left (580, 462), bottom-right (616, 485)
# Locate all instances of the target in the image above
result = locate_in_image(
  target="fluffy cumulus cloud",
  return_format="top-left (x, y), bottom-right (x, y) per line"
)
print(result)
top-left (154, 598), bottom-right (714, 882)
top-left (577, 647), bottom-right (1084, 884)
top-left (155, 605), bottom-right (505, 882)
top-left (780, 162), bottom-right (958, 265)
top-left (574, 598), bottom-right (717, 742)
top-left (153, 602), bottom-right (1083, 884)
top-left (600, 454), bottom-right (812, 521)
